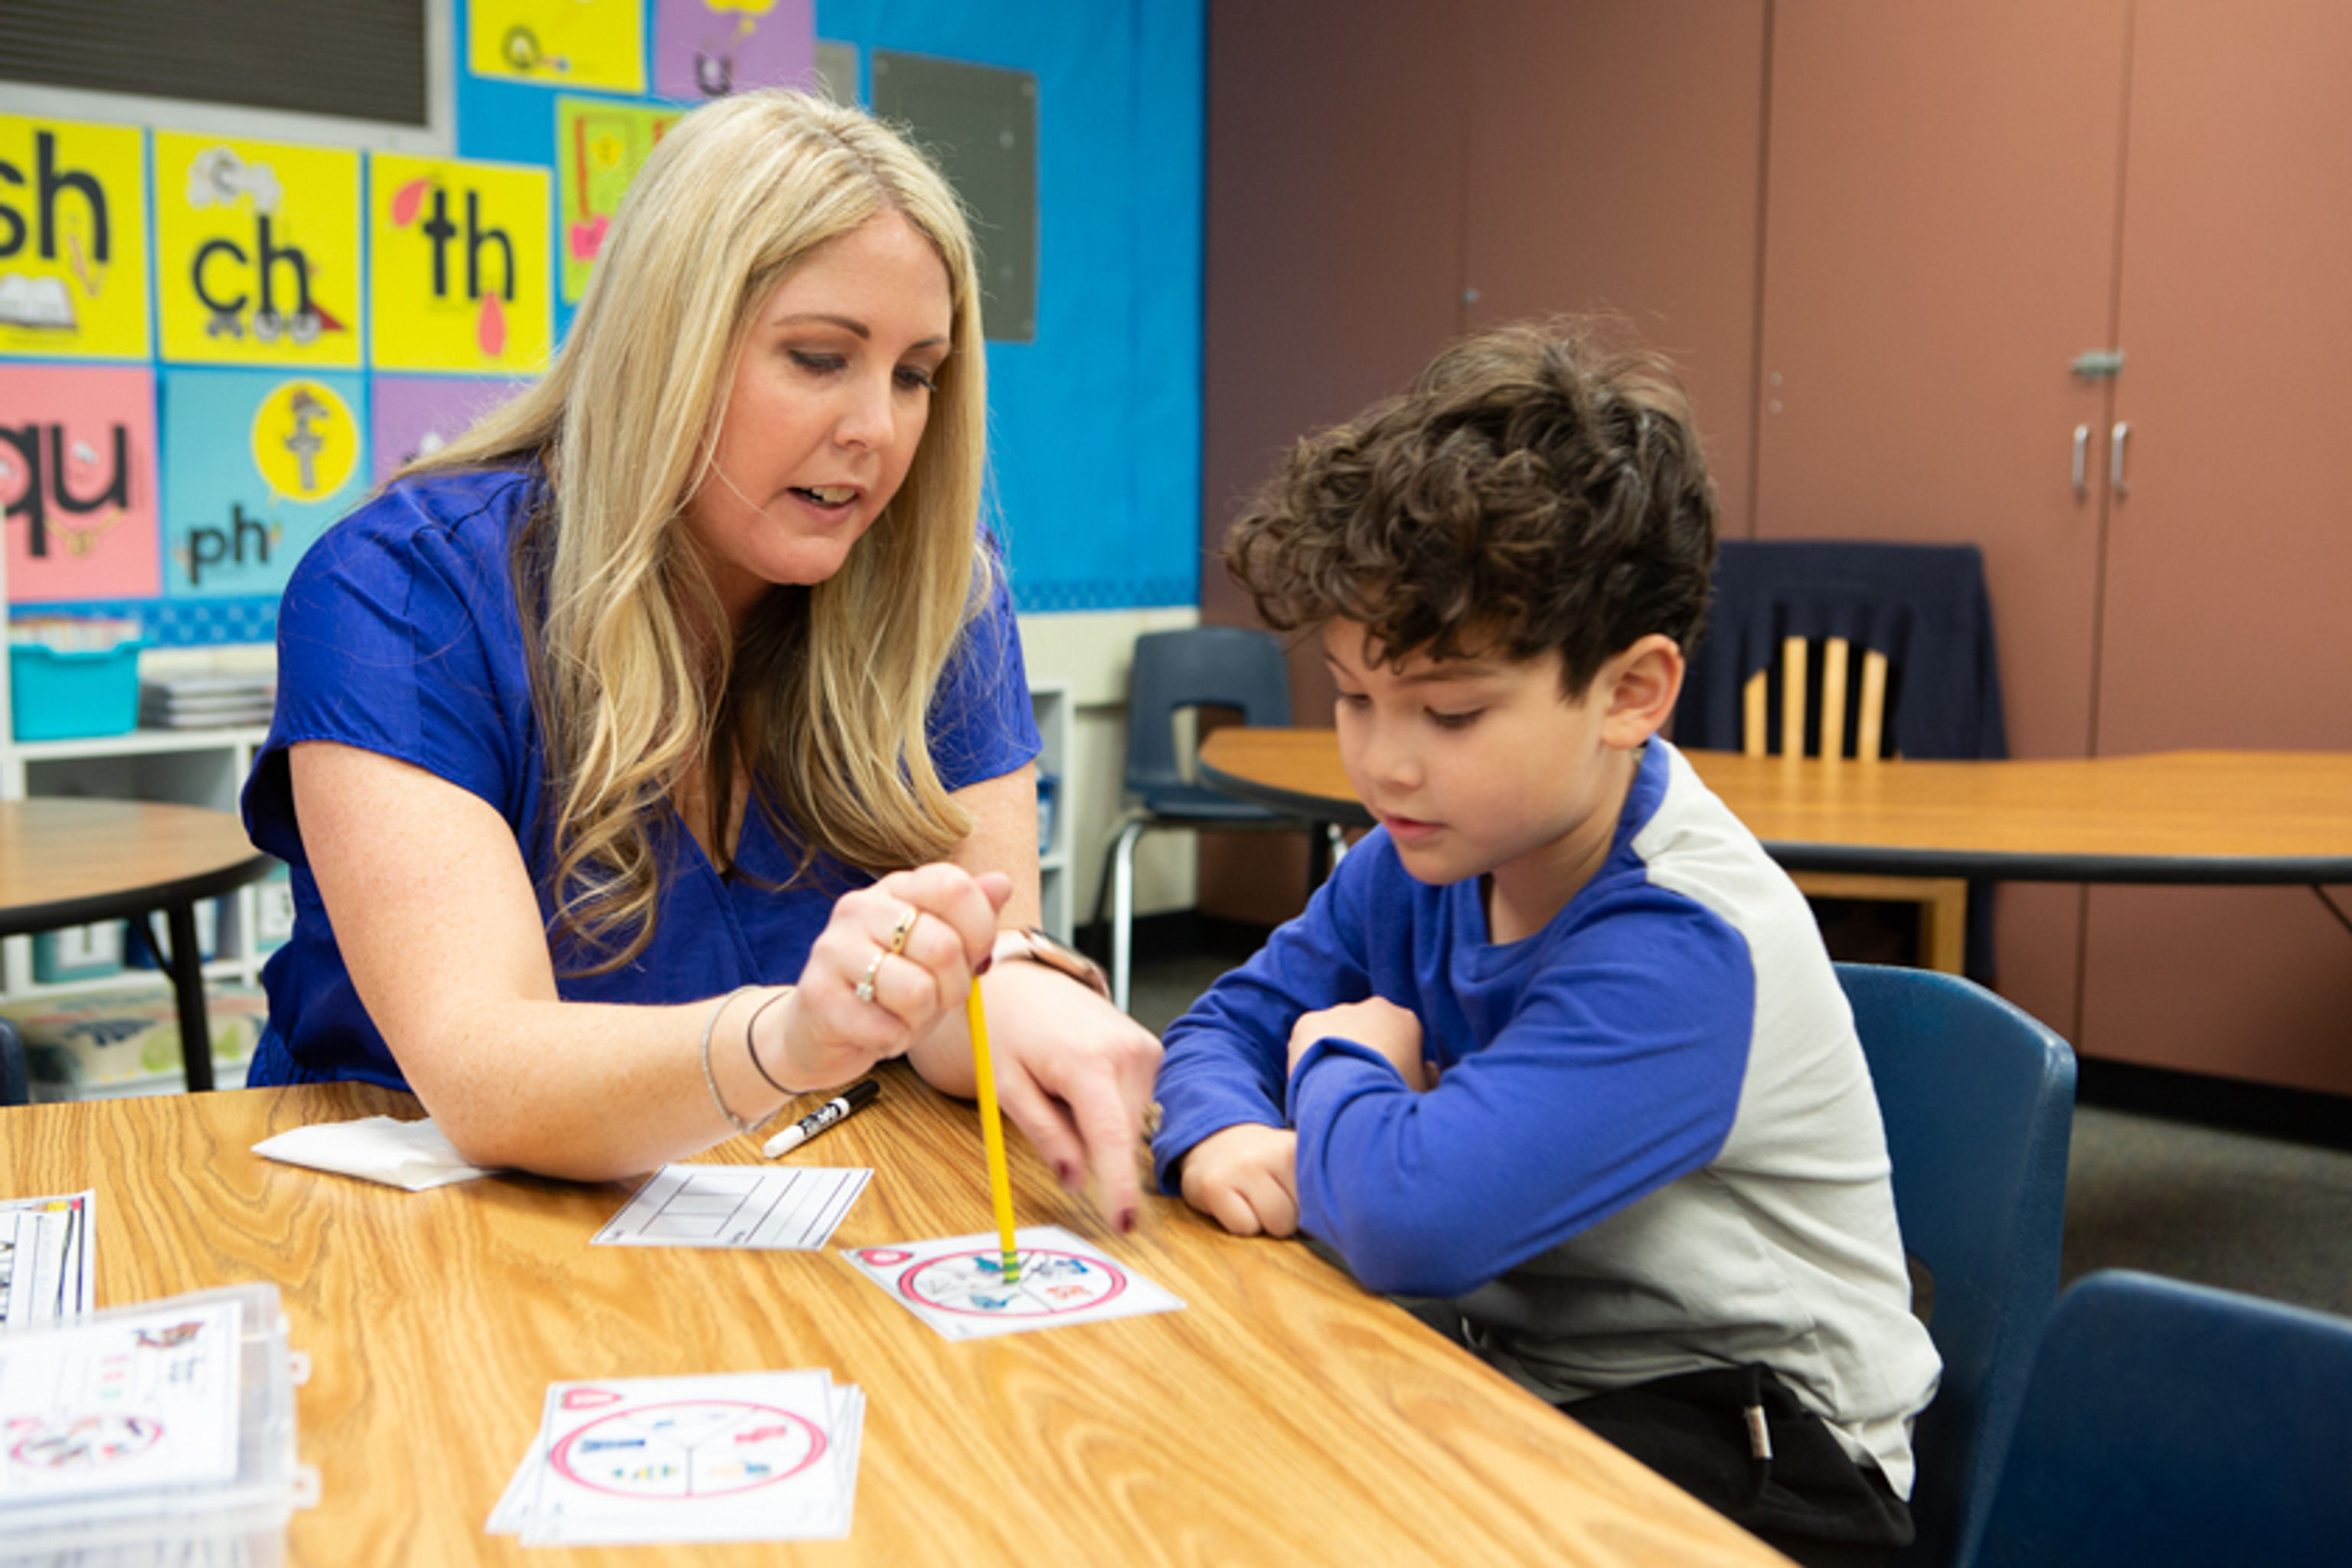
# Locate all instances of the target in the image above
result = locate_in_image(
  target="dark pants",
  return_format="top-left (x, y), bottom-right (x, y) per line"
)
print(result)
top-left (1564, 1364), bottom-right (1913, 1568)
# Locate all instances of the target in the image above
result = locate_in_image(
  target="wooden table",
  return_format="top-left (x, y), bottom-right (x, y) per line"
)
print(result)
top-left (0, 797), bottom-right (275, 1091)
top-left (1199, 729), bottom-right (2352, 885)
top-left (0, 1076), bottom-right (1788, 1566)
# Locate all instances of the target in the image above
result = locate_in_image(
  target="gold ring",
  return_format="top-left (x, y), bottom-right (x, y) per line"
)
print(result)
top-left (855, 952), bottom-right (886, 1004)
top-left (887, 906), bottom-right (919, 956)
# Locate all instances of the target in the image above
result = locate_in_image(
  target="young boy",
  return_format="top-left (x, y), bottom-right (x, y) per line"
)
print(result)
top-left (1151, 322), bottom-right (1939, 1568)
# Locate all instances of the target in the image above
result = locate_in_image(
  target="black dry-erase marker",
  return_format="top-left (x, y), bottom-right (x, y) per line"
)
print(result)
top-left (763, 1079), bottom-right (880, 1158)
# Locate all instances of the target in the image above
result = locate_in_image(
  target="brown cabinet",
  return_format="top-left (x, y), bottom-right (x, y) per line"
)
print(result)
top-left (2069, 2), bottom-right (2352, 1091)
top-left (1753, 0), bottom-right (2352, 1092)
top-left (1201, 2), bottom-right (2352, 1092)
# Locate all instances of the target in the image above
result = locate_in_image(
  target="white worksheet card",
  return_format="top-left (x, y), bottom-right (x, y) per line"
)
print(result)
top-left (843, 1225), bottom-right (1185, 1342)
top-left (0, 1299), bottom-right (242, 1501)
top-left (593, 1165), bottom-right (871, 1251)
top-left (0, 1191), bottom-right (94, 1329)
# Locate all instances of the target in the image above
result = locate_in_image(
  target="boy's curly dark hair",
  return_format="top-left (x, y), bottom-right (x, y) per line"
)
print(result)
top-left (1223, 318), bottom-right (1718, 692)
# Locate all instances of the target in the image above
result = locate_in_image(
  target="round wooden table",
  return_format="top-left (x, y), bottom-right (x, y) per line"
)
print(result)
top-left (0, 797), bottom-right (276, 1092)
top-left (1197, 729), bottom-right (2352, 884)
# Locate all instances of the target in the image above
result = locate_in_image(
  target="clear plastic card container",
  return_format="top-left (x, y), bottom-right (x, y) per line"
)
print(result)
top-left (0, 1282), bottom-right (316, 1566)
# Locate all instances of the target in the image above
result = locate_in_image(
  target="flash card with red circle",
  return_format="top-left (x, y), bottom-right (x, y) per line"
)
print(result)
top-left (487, 1370), bottom-right (863, 1546)
top-left (842, 1225), bottom-right (1184, 1342)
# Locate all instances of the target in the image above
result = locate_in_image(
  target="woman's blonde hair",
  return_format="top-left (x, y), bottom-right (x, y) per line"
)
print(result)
top-left (410, 90), bottom-right (991, 970)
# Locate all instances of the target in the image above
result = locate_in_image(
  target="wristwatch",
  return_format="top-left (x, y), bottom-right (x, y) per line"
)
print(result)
top-left (989, 925), bottom-right (1112, 1000)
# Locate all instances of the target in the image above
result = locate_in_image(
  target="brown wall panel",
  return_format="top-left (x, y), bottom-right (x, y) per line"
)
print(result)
top-left (2083, 885), bottom-right (2352, 1096)
top-left (1201, 0), bottom-right (1470, 629)
top-left (1198, 0), bottom-right (1469, 923)
top-left (1464, 0), bottom-right (1766, 533)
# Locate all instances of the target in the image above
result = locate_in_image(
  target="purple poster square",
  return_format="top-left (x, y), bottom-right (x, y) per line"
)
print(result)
top-left (370, 374), bottom-right (530, 487)
top-left (655, 0), bottom-right (818, 102)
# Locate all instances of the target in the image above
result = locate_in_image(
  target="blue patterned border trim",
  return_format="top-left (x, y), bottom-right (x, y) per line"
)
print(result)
top-left (1013, 578), bottom-right (1197, 613)
top-left (23, 578), bottom-right (1201, 642)
top-left (11, 596), bottom-right (279, 648)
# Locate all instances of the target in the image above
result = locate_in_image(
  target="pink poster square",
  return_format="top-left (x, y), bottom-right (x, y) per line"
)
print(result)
top-left (1, 364), bottom-right (162, 604)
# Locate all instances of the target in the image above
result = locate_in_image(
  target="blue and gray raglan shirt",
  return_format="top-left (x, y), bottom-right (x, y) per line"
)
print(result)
top-left (1151, 738), bottom-right (1942, 1496)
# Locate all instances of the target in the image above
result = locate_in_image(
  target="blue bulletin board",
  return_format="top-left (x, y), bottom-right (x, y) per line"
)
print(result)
top-left (457, 0), bottom-right (1206, 614)
top-left (4, 0), bottom-right (1204, 643)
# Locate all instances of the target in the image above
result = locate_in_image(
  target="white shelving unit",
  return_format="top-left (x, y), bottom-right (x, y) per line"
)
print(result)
top-left (1031, 681), bottom-right (1073, 943)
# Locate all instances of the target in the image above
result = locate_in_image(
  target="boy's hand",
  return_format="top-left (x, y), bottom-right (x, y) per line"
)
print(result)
top-left (1178, 1124), bottom-right (1300, 1237)
top-left (1289, 997), bottom-right (1430, 1090)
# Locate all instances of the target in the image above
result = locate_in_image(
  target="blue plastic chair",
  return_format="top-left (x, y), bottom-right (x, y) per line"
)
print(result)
top-left (1965, 1269), bottom-right (2352, 1566)
top-left (1837, 963), bottom-right (2076, 1568)
top-left (1105, 626), bottom-right (1336, 1010)
top-left (1, 1018), bottom-right (30, 1107)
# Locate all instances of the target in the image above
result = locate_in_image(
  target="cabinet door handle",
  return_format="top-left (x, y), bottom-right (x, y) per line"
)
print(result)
top-left (2073, 424), bottom-right (2091, 497)
top-left (2110, 421), bottom-right (2132, 498)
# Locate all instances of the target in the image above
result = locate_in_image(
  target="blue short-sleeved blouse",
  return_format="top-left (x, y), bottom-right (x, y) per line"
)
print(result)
top-left (240, 466), bottom-right (1040, 1090)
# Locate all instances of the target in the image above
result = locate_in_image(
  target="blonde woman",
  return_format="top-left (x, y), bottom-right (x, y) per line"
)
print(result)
top-left (243, 91), bottom-right (1161, 1223)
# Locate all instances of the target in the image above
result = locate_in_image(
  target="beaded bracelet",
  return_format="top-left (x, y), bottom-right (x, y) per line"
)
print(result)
top-left (743, 988), bottom-right (794, 1096)
top-left (699, 985), bottom-right (766, 1137)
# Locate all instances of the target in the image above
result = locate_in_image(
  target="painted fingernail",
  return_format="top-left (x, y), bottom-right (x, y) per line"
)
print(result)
top-left (1115, 1208), bottom-right (1135, 1235)
top-left (1054, 1161), bottom-right (1078, 1187)
top-left (975, 952), bottom-right (994, 976)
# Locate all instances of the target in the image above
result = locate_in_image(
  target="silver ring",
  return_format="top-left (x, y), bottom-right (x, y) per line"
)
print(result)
top-left (854, 952), bottom-right (886, 1004)
top-left (887, 906), bottom-right (919, 956)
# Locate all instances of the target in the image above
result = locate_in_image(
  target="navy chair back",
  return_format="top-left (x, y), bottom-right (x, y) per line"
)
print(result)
top-left (1837, 963), bottom-right (2076, 1568)
top-left (1, 1018), bottom-right (29, 1107)
top-left (1123, 626), bottom-right (1296, 820)
top-left (1965, 1269), bottom-right (2352, 1566)
top-left (1104, 626), bottom-right (1322, 1010)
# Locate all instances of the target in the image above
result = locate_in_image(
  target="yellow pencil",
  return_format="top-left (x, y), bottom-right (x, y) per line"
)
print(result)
top-left (966, 982), bottom-right (1022, 1285)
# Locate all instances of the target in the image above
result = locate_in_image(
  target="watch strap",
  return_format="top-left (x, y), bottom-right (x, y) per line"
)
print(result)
top-left (990, 925), bottom-right (1112, 999)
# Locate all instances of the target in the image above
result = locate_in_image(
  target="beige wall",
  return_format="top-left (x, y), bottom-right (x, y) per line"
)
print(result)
top-left (1016, 606), bottom-right (1202, 929)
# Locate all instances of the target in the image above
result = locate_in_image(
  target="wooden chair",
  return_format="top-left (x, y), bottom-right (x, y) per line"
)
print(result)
top-left (1743, 634), bottom-right (1969, 973)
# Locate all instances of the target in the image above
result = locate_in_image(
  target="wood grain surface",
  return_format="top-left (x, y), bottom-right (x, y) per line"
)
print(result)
top-left (0, 797), bottom-right (273, 929)
top-left (1198, 728), bottom-right (2352, 880)
top-left (2, 1076), bottom-right (1788, 1566)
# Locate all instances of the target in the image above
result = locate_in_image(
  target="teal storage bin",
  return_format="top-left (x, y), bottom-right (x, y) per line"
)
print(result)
top-left (31, 921), bottom-right (125, 985)
top-left (8, 640), bottom-right (146, 742)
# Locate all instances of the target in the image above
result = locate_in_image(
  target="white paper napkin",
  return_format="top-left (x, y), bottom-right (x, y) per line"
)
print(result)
top-left (252, 1116), bottom-right (498, 1191)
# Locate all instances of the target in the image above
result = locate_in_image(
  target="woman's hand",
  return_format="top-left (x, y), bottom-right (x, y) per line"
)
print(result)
top-left (904, 763), bottom-right (1165, 1231)
top-left (974, 960), bottom-right (1165, 1231)
top-left (759, 864), bottom-right (1012, 1090)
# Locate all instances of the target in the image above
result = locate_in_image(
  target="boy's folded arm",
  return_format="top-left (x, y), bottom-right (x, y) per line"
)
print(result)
top-left (1286, 967), bottom-right (1751, 1299)
top-left (1148, 875), bottom-right (1374, 1194)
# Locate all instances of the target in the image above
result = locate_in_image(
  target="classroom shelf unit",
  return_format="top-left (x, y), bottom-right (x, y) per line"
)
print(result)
top-left (1031, 681), bottom-right (1073, 944)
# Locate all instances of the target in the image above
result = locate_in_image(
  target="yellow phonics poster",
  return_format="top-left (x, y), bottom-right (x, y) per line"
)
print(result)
top-left (556, 99), bottom-right (680, 303)
top-left (154, 132), bottom-right (363, 368)
top-left (0, 115), bottom-right (150, 360)
top-left (369, 154), bottom-right (551, 375)
top-left (471, 0), bottom-right (646, 94)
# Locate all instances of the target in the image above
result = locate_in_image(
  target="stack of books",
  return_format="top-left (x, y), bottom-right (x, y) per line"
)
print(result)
top-left (138, 673), bottom-right (277, 730)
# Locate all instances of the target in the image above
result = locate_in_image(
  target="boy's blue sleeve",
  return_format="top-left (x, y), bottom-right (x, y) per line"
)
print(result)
top-left (1148, 863), bottom-right (1374, 1193)
top-left (1289, 887), bottom-right (1756, 1298)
